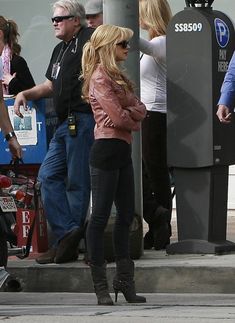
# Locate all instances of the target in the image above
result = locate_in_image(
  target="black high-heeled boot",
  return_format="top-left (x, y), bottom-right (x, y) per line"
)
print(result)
top-left (144, 230), bottom-right (154, 249)
top-left (152, 206), bottom-right (171, 250)
top-left (113, 258), bottom-right (146, 303)
top-left (90, 264), bottom-right (114, 305)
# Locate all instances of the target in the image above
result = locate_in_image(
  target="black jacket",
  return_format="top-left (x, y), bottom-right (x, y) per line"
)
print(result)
top-left (8, 54), bottom-right (35, 95)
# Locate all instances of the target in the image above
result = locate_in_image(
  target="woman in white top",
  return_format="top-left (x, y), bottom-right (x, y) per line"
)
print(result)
top-left (139, 0), bottom-right (173, 250)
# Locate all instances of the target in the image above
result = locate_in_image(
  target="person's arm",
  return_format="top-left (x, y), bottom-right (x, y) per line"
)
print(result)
top-left (0, 82), bottom-right (22, 159)
top-left (14, 79), bottom-right (53, 118)
top-left (125, 96), bottom-right (146, 121)
top-left (217, 52), bottom-right (235, 123)
top-left (139, 36), bottom-right (166, 60)
top-left (91, 76), bottom-right (141, 131)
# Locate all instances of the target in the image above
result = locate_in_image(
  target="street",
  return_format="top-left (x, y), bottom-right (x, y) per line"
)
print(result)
top-left (1, 293), bottom-right (235, 322)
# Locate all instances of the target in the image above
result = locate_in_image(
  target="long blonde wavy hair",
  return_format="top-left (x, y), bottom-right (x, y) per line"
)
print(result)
top-left (139, 0), bottom-right (172, 39)
top-left (81, 24), bottom-right (134, 102)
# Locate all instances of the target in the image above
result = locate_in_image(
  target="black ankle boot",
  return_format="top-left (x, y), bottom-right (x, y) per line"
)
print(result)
top-left (144, 230), bottom-right (154, 249)
top-left (90, 264), bottom-right (114, 305)
top-left (113, 259), bottom-right (146, 303)
top-left (152, 206), bottom-right (171, 250)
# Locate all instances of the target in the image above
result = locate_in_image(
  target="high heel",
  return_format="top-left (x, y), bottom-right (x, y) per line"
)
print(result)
top-left (113, 278), bottom-right (146, 303)
top-left (113, 259), bottom-right (146, 303)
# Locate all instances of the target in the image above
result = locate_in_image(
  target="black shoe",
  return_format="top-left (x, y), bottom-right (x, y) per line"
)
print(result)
top-left (35, 248), bottom-right (57, 264)
top-left (55, 228), bottom-right (83, 264)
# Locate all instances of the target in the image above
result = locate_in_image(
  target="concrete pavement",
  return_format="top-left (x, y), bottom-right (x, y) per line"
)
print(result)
top-left (5, 248), bottom-right (235, 293)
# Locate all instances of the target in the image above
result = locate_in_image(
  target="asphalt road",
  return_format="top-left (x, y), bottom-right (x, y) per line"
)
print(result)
top-left (1, 293), bottom-right (235, 322)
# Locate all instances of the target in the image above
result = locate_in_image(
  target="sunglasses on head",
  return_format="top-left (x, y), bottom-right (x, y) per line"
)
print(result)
top-left (51, 15), bottom-right (74, 23)
top-left (116, 40), bottom-right (130, 49)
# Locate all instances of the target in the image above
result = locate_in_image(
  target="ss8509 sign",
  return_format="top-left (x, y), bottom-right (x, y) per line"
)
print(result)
top-left (175, 23), bottom-right (203, 32)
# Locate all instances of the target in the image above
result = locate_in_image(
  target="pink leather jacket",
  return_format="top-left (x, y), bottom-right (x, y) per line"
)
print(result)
top-left (89, 65), bottom-right (146, 144)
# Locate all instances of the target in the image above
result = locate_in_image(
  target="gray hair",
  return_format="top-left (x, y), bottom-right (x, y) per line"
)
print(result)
top-left (52, 0), bottom-right (87, 27)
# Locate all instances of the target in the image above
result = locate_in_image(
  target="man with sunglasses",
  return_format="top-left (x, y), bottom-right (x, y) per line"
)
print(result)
top-left (14, 0), bottom-right (95, 264)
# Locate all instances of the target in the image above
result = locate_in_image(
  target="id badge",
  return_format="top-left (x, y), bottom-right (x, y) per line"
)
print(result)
top-left (51, 63), bottom-right (60, 79)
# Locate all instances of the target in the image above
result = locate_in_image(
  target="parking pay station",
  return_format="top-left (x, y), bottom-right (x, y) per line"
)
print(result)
top-left (167, 0), bottom-right (235, 253)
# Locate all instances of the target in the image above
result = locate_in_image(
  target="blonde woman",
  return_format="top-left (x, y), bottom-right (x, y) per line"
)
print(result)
top-left (139, 0), bottom-right (173, 251)
top-left (81, 24), bottom-right (146, 305)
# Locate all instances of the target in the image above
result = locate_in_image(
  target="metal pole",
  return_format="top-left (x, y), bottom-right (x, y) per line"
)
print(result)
top-left (103, 0), bottom-right (142, 221)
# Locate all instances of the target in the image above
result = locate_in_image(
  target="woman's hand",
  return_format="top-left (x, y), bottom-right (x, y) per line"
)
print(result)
top-left (2, 72), bottom-right (16, 86)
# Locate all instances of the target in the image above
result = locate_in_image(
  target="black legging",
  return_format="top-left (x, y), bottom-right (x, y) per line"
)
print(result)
top-left (86, 162), bottom-right (135, 266)
top-left (142, 111), bottom-right (172, 224)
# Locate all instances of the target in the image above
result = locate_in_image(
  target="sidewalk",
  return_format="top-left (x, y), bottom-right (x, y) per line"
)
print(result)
top-left (3, 210), bottom-right (235, 293)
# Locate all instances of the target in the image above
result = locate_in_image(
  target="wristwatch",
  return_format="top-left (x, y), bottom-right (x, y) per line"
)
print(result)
top-left (5, 131), bottom-right (16, 141)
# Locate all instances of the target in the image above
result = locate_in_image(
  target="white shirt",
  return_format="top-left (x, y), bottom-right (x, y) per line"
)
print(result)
top-left (140, 35), bottom-right (166, 113)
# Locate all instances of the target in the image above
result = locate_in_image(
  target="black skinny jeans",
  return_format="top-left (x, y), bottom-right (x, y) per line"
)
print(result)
top-left (86, 162), bottom-right (135, 266)
top-left (142, 111), bottom-right (172, 224)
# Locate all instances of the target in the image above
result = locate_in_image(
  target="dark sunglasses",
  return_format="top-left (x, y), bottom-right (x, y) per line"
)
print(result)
top-left (116, 40), bottom-right (130, 49)
top-left (51, 15), bottom-right (74, 23)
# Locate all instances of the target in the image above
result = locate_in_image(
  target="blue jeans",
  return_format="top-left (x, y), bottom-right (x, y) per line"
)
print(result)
top-left (38, 112), bottom-right (95, 246)
top-left (86, 163), bottom-right (135, 266)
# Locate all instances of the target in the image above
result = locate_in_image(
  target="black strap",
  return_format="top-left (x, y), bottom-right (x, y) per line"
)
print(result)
top-left (10, 158), bottom-right (24, 166)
